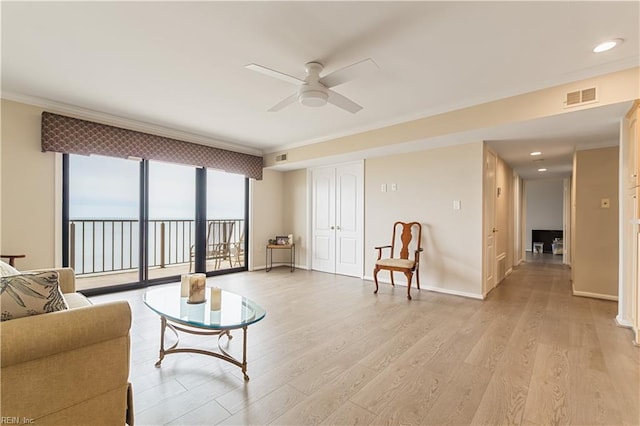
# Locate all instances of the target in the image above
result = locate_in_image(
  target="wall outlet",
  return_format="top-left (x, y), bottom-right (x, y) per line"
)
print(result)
top-left (391, 183), bottom-right (397, 191)
top-left (601, 198), bottom-right (610, 208)
top-left (453, 200), bottom-right (461, 210)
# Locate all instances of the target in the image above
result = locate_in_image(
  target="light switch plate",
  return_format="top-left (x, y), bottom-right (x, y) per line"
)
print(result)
top-left (381, 184), bottom-right (387, 192)
top-left (453, 200), bottom-right (461, 210)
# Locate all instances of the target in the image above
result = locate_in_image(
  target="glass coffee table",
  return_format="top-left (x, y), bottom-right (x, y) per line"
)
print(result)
top-left (143, 286), bottom-right (266, 381)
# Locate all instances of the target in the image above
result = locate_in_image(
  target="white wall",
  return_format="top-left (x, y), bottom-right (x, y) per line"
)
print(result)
top-left (524, 179), bottom-right (564, 251)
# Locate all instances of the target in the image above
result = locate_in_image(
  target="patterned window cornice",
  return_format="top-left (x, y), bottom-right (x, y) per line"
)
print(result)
top-left (41, 112), bottom-right (263, 180)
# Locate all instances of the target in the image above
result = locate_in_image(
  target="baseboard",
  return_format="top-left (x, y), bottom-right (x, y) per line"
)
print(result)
top-left (363, 275), bottom-right (483, 300)
top-left (422, 285), bottom-right (485, 300)
top-left (572, 290), bottom-right (618, 301)
top-left (254, 263), bottom-right (308, 271)
top-left (615, 315), bottom-right (634, 328)
top-left (505, 267), bottom-right (513, 277)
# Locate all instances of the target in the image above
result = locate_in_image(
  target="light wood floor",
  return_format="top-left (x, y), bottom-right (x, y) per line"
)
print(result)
top-left (91, 262), bottom-right (640, 425)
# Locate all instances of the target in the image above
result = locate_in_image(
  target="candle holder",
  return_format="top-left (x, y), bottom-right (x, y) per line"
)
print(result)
top-left (210, 287), bottom-right (222, 311)
top-left (187, 273), bottom-right (206, 304)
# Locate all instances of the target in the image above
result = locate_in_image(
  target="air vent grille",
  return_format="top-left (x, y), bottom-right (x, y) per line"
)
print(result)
top-left (275, 153), bottom-right (288, 162)
top-left (564, 87), bottom-right (597, 108)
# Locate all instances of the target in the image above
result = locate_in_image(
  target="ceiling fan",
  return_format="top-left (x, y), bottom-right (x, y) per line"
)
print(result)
top-left (245, 58), bottom-right (378, 113)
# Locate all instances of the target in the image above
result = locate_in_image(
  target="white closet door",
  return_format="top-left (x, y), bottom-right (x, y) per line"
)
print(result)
top-left (335, 162), bottom-right (363, 277)
top-left (311, 162), bottom-right (363, 277)
top-left (311, 166), bottom-right (336, 273)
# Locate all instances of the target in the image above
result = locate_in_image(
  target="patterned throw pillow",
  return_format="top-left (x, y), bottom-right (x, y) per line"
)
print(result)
top-left (0, 271), bottom-right (69, 321)
top-left (0, 260), bottom-right (19, 277)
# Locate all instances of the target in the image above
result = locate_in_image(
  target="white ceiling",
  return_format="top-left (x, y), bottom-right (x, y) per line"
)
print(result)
top-left (2, 1), bottom-right (639, 179)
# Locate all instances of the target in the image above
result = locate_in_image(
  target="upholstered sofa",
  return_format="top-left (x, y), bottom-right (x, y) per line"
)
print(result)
top-left (0, 268), bottom-right (134, 425)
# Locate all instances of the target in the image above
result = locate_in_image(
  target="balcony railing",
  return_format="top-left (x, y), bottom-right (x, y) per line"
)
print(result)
top-left (69, 219), bottom-right (244, 275)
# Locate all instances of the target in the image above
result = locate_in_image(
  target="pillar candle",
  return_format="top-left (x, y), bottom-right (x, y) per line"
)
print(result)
top-left (210, 287), bottom-right (222, 311)
top-left (180, 274), bottom-right (190, 297)
top-left (188, 273), bottom-right (206, 303)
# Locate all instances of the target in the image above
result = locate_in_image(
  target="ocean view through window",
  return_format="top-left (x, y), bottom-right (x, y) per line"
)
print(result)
top-left (67, 154), bottom-right (247, 291)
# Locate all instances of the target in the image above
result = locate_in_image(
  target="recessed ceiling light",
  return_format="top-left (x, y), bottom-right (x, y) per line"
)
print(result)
top-left (538, 168), bottom-right (547, 172)
top-left (530, 151), bottom-right (542, 156)
top-left (593, 38), bottom-right (623, 53)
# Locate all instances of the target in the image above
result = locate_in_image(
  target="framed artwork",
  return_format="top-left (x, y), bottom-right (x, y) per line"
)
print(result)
top-left (276, 236), bottom-right (289, 245)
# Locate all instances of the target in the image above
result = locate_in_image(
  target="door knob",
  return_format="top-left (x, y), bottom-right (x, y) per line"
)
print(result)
top-left (330, 226), bottom-right (335, 230)
top-left (492, 228), bottom-right (498, 233)
top-left (336, 226), bottom-right (341, 230)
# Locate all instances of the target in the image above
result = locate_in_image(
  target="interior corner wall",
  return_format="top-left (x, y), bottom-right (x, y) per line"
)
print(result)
top-left (282, 169), bottom-right (308, 269)
top-left (364, 141), bottom-right (484, 298)
top-left (573, 146), bottom-right (619, 298)
top-left (1, 99), bottom-right (57, 269)
top-left (249, 168), bottom-right (284, 270)
top-left (524, 179), bottom-right (564, 251)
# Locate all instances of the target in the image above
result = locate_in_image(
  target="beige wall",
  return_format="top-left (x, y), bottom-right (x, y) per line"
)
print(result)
top-left (249, 168), bottom-right (285, 270)
top-left (1, 100), bottom-right (58, 270)
top-left (573, 146), bottom-right (619, 298)
top-left (283, 169), bottom-right (308, 268)
top-left (364, 142), bottom-right (484, 297)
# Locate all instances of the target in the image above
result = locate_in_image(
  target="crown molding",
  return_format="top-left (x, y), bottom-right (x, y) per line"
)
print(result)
top-left (1, 92), bottom-right (264, 157)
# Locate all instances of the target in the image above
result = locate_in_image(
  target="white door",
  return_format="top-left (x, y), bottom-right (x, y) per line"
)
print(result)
top-left (311, 162), bottom-right (363, 277)
top-left (335, 163), bottom-right (363, 276)
top-left (311, 166), bottom-right (336, 273)
top-left (484, 150), bottom-right (497, 295)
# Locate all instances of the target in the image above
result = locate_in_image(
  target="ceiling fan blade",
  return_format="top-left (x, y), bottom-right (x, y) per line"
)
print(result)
top-left (245, 63), bottom-right (304, 86)
top-left (320, 58), bottom-right (379, 88)
top-left (327, 90), bottom-right (362, 114)
top-left (268, 93), bottom-right (298, 112)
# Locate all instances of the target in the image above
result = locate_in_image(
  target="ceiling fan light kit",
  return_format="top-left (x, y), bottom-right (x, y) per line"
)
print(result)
top-left (298, 84), bottom-right (329, 107)
top-left (245, 58), bottom-right (378, 113)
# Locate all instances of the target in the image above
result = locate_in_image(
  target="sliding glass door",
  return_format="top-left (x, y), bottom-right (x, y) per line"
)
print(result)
top-left (65, 155), bottom-right (248, 293)
top-left (148, 161), bottom-right (196, 281)
top-left (67, 154), bottom-right (141, 291)
top-left (205, 170), bottom-right (246, 273)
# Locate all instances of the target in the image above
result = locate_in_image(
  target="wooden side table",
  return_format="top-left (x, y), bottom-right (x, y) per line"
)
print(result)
top-left (1, 254), bottom-right (25, 267)
top-left (265, 244), bottom-right (295, 272)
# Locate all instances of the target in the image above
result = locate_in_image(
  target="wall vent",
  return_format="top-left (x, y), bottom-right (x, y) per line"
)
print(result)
top-left (564, 87), bottom-right (598, 108)
top-left (275, 153), bottom-right (288, 162)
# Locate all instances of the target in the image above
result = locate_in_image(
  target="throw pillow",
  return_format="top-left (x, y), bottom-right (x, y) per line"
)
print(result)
top-left (0, 260), bottom-right (19, 277)
top-left (1, 271), bottom-right (69, 321)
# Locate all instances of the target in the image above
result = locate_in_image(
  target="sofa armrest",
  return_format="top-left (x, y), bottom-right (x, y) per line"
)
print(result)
top-left (1, 301), bottom-right (132, 423)
top-left (0, 301), bottom-right (131, 367)
top-left (24, 267), bottom-right (76, 294)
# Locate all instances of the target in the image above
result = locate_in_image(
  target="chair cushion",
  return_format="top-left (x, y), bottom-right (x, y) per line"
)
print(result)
top-left (0, 271), bottom-right (69, 321)
top-left (64, 292), bottom-right (93, 309)
top-left (376, 258), bottom-right (415, 269)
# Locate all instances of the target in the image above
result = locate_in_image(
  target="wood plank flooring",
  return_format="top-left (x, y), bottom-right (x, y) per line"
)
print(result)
top-left (91, 262), bottom-right (639, 425)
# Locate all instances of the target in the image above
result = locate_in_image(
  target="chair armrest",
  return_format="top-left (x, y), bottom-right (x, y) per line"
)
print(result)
top-left (24, 267), bottom-right (76, 293)
top-left (414, 248), bottom-right (424, 264)
top-left (374, 245), bottom-right (392, 260)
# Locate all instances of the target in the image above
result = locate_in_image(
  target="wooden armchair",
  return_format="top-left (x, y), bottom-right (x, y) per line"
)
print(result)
top-left (373, 221), bottom-right (423, 300)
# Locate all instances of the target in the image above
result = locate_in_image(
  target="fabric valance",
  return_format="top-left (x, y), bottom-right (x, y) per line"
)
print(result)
top-left (41, 112), bottom-right (263, 180)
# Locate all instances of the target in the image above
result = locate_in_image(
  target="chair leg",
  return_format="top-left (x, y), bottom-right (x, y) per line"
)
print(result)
top-left (373, 267), bottom-right (380, 294)
top-left (404, 271), bottom-right (413, 300)
top-left (416, 266), bottom-right (420, 290)
top-left (390, 271), bottom-right (395, 286)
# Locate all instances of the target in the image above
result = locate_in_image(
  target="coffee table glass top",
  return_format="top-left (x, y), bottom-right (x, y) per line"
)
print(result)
top-left (143, 286), bottom-right (266, 330)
